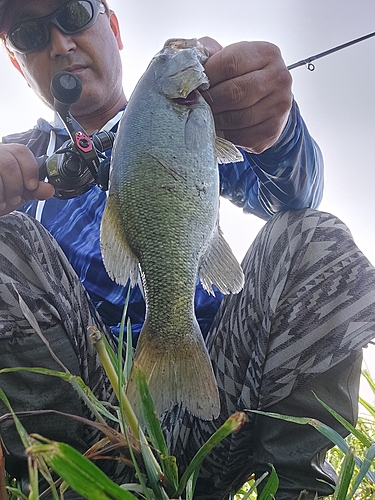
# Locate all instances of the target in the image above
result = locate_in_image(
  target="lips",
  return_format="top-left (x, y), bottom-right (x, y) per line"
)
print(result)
top-left (64, 65), bottom-right (87, 73)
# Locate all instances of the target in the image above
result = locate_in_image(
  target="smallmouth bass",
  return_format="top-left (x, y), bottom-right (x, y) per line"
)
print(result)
top-left (101, 38), bottom-right (244, 420)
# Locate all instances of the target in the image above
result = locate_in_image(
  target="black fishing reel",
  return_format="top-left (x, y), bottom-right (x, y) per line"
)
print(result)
top-left (37, 71), bottom-right (115, 199)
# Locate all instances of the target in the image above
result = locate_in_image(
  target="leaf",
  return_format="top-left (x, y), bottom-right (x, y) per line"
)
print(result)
top-left (133, 364), bottom-right (168, 456)
top-left (359, 396), bottom-right (375, 419)
top-left (12, 284), bottom-right (68, 373)
top-left (313, 392), bottom-right (372, 448)
top-left (257, 465), bottom-right (279, 500)
top-left (124, 317), bottom-right (133, 385)
top-left (177, 412), bottom-right (246, 497)
top-left (0, 388), bottom-right (31, 449)
top-left (362, 369), bottom-right (375, 397)
top-left (27, 437), bottom-right (137, 500)
top-left (334, 447), bottom-right (355, 500)
top-left (0, 366), bottom-right (116, 424)
top-left (133, 364), bottom-right (179, 495)
top-left (240, 471), bottom-right (269, 500)
top-left (249, 409), bottom-right (375, 484)
top-left (347, 443), bottom-right (375, 499)
top-left (139, 431), bottom-right (168, 500)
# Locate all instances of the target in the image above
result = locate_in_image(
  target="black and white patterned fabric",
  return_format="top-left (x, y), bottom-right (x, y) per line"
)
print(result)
top-left (0, 208), bottom-right (374, 498)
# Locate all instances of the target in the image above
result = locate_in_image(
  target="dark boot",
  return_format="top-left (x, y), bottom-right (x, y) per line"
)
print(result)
top-left (252, 350), bottom-right (362, 499)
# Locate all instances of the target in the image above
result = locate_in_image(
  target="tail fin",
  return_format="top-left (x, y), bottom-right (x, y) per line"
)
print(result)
top-left (126, 321), bottom-right (220, 420)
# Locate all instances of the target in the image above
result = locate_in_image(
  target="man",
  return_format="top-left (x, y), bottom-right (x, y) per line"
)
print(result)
top-left (0, 1), bottom-right (374, 499)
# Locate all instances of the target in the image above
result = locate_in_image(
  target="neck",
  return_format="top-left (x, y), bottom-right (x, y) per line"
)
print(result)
top-left (71, 91), bottom-right (127, 134)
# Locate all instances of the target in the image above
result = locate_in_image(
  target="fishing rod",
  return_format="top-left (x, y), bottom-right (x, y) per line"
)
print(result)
top-left (287, 31), bottom-right (375, 71)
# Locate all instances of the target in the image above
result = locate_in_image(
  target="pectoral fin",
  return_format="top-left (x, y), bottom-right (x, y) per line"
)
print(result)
top-left (199, 226), bottom-right (244, 295)
top-left (215, 136), bottom-right (244, 164)
top-left (100, 195), bottom-right (140, 288)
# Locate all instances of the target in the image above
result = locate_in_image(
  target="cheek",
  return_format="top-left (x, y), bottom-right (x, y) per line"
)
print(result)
top-left (18, 56), bottom-right (54, 105)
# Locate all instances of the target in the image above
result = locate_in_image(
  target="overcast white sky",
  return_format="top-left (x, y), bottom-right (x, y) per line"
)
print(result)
top-left (0, 0), bottom-right (374, 384)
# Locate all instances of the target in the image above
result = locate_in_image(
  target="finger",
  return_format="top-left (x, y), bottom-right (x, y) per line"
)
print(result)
top-left (217, 114), bottom-right (289, 154)
top-left (212, 90), bottom-right (292, 135)
top-left (204, 41), bottom-right (282, 88)
top-left (23, 182), bottom-right (55, 201)
top-left (203, 59), bottom-right (292, 115)
top-left (0, 144), bottom-right (40, 194)
top-left (198, 36), bottom-right (223, 57)
top-left (0, 148), bottom-right (25, 207)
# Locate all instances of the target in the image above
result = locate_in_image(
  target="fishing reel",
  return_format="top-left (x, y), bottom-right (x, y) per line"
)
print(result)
top-left (37, 71), bottom-right (115, 199)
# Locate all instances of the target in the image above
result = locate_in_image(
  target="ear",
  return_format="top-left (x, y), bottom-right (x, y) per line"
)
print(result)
top-left (7, 51), bottom-right (32, 87)
top-left (109, 11), bottom-right (123, 50)
top-left (8, 51), bottom-right (24, 76)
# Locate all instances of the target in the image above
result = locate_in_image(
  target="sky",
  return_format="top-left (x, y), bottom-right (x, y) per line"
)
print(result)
top-left (0, 0), bottom-right (374, 386)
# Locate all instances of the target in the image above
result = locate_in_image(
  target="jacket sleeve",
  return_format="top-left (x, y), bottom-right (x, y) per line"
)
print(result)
top-left (218, 99), bottom-right (324, 221)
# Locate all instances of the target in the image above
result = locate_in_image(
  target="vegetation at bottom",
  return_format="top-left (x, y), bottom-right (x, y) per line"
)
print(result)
top-left (236, 368), bottom-right (375, 500)
top-left (0, 294), bottom-right (374, 499)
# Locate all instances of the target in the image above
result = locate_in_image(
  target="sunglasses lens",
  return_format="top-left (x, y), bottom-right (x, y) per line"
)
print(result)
top-left (56, 1), bottom-right (94, 32)
top-left (9, 21), bottom-right (48, 52)
top-left (7, 1), bottom-right (99, 53)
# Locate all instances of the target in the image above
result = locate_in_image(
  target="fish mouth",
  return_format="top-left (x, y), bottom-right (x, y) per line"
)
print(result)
top-left (172, 89), bottom-right (200, 106)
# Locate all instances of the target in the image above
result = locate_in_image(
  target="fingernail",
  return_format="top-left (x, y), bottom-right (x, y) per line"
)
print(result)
top-left (0, 203), bottom-right (6, 211)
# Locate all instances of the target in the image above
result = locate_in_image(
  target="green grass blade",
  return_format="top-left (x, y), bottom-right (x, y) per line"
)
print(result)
top-left (177, 412), bottom-right (246, 497)
top-left (133, 364), bottom-right (179, 494)
top-left (362, 369), bottom-right (375, 396)
top-left (0, 366), bottom-right (116, 423)
top-left (249, 410), bottom-right (350, 453)
top-left (0, 388), bottom-right (31, 449)
top-left (27, 456), bottom-right (40, 500)
top-left (89, 327), bottom-right (140, 440)
top-left (139, 431), bottom-right (168, 500)
top-left (6, 487), bottom-right (28, 500)
top-left (257, 465), bottom-right (279, 500)
top-left (122, 425), bottom-right (154, 500)
top-left (133, 364), bottom-right (168, 456)
top-left (124, 317), bottom-right (133, 385)
top-left (313, 392), bottom-right (372, 448)
top-left (117, 286), bottom-right (131, 386)
top-left (359, 396), bottom-right (375, 419)
top-left (27, 437), bottom-right (137, 500)
top-left (347, 443), bottom-right (375, 499)
top-left (334, 447), bottom-right (355, 500)
top-left (250, 409), bottom-right (375, 484)
top-left (240, 471), bottom-right (269, 500)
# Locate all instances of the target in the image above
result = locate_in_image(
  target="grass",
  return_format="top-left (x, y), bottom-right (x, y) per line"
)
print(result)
top-left (235, 369), bottom-right (375, 500)
top-left (0, 292), bottom-right (374, 498)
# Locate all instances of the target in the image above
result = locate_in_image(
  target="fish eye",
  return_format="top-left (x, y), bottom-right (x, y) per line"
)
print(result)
top-left (157, 53), bottom-right (168, 62)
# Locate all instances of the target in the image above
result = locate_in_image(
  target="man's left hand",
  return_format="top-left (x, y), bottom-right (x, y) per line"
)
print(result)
top-left (199, 37), bottom-right (293, 154)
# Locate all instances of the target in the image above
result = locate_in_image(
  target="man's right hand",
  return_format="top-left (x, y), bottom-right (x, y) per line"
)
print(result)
top-left (0, 144), bottom-right (55, 216)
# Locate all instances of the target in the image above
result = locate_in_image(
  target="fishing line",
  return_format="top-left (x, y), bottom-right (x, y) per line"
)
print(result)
top-left (287, 31), bottom-right (375, 71)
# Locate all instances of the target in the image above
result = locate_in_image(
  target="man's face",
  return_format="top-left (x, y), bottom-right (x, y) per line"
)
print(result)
top-left (2, 0), bottom-right (124, 119)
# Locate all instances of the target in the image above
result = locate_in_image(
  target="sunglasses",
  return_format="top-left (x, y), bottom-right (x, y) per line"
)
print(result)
top-left (5, 0), bottom-right (106, 54)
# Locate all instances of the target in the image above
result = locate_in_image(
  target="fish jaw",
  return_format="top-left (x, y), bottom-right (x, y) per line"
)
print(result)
top-left (153, 38), bottom-right (210, 100)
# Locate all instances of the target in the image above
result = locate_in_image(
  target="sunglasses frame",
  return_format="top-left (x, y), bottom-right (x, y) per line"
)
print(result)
top-left (6, 0), bottom-right (105, 54)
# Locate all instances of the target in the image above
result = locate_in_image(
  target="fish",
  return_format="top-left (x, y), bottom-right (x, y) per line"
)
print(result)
top-left (100, 38), bottom-right (244, 420)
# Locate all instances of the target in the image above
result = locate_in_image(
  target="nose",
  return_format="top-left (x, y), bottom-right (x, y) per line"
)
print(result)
top-left (49, 26), bottom-right (77, 58)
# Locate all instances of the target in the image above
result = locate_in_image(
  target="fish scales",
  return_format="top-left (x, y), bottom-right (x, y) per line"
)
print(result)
top-left (101, 38), bottom-right (244, 420)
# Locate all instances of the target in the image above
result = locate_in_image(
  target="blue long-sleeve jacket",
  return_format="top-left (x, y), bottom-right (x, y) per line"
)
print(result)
top-left (2, 99), bottom-right (323, 341)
